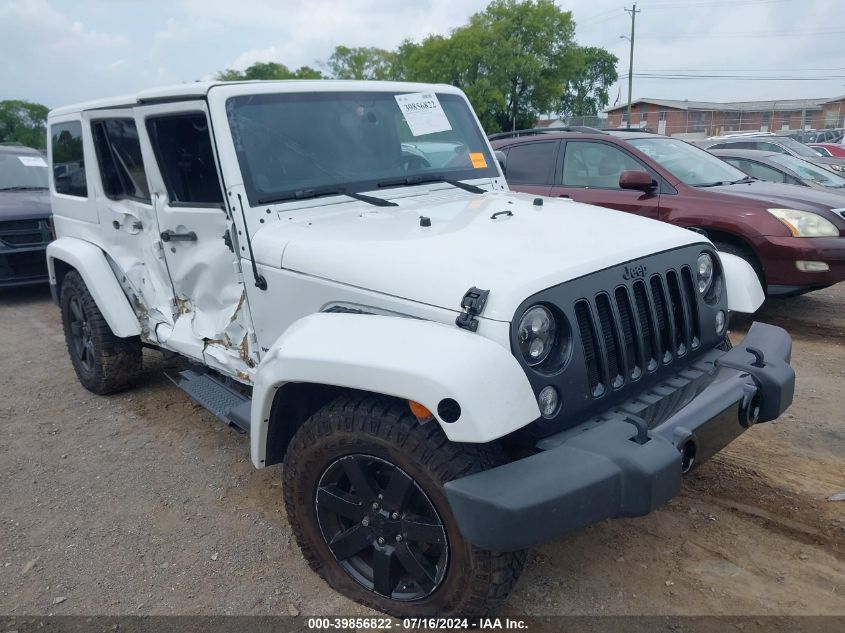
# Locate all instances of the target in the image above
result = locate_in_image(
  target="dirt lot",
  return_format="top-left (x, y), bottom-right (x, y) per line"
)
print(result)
top-left (0, 283), bottom-right (843, 617)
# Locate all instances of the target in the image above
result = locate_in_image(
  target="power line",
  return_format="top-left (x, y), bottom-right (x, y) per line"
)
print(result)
top-left (634, 67), bottom-right (845, 72)
top-left (639, 27), bottom-right (845, 39)
top-left (640, 0), bottom-right (789, 7)
top-left (631, 74), bottom-right (845, 80)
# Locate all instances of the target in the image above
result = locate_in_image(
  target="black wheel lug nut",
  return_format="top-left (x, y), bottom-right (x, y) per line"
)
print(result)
top-left (372, 502), bottom-right (379, 511)
top-left (391, 512), bottom-right (399, 520)
top-left (377, 536), bottom-right (385, 545)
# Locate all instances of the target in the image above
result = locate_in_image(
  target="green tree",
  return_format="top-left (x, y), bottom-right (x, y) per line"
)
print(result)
top-left (559, 47), bottom-right (618, 116)
top-left (0, 100), bottom-right (49, 149)
top-left (326, 46), bottom-right (396, 80)
top-left (217, 61), bottom-right (323, 81)
top-left (392, 0), bottom-right (581, 132)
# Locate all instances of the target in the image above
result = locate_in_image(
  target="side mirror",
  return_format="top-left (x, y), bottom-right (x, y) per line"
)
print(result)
top-left (619, 170), bottom-right (657, 191)
top-left (494, 150), bottom-right (507, 175)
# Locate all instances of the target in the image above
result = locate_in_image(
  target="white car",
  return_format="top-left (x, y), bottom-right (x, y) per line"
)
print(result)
top-left (46, 80), bottom-right (795, 618)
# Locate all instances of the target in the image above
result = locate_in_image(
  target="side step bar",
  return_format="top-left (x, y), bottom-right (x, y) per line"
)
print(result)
top-left (167, 369), bottom-right (252, 435)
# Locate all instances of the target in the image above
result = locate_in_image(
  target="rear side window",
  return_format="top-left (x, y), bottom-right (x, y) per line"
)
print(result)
top-left (757, 142), bottom-right (788, 154)
top-left (92, 119), bottom-right (151, 202)
top-left (504, 141), bottom-right (557, 184)
top-left (146, 114), bottom-right (223, 206)
top-left (51, 121), bottom-right (87, 197)
top-left (710, 141), bottom-right (754, 150)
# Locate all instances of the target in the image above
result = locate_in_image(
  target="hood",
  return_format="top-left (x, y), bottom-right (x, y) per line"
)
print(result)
top-left (251, 190), bottom-right (705, 321)
top-left (709, 180), bottom-right (845, 213)
top-left (0, 189), bottom-right (51, 221)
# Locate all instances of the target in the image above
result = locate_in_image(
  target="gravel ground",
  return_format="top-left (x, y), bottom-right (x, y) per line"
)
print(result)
top-left (0, 283), bottom-right (843, 617)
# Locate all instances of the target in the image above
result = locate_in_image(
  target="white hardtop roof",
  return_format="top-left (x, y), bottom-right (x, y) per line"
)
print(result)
top-left (48, 80), bottom-right (462, 118)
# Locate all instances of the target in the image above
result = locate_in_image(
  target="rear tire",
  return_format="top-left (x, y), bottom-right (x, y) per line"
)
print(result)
top-left (282, 393), bottom-right (526, 618)
top-left (59, 270), bottom-right (142, 394)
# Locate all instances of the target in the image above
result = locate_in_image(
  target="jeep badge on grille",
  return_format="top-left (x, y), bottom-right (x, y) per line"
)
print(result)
top-left (623, 264), bottom-right (648, 280)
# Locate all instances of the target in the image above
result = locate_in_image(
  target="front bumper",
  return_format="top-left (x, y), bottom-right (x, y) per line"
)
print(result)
top-left (444, 322), bottom-right (794, 552)
top-left (0, 244), bottom-right (49, 287)
top-left (759, 236), bottom-right (845, 294)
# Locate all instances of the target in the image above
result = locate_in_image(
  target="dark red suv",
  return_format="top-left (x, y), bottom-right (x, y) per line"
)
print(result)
top-left (490, 129), bottom-right (845, 297)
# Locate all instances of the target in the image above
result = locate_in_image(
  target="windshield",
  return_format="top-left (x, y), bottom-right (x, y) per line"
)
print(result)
top-left (775, 137), bottom-right (822, 158)
top-left (226, 91), bottom-right (497, 205)
top-left (0, 152), bottom-right (49, 190)
top-left (769, 154), bottom-right (845, 187)
top-left (627, 137), bottom-right (748, 186)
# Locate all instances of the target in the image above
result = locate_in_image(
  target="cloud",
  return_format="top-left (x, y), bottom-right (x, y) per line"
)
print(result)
top-left (1, 0), bottom-right (842, 109)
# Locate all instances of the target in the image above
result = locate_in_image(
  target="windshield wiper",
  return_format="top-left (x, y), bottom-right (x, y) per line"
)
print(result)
top-left (258, 186), bottom-right (397, 207)
top-left (730, 176), bottom-right (757, 184)
top-left (0, 186), bottom-right (48, 191)
top-left (376, 175), bottom-right (486, 194)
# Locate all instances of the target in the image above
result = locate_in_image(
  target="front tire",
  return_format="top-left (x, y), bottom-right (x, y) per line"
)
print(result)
top-left (59, 270), bottom-right (142, 394)
top-left (283, 394), bottom-right (526, 618)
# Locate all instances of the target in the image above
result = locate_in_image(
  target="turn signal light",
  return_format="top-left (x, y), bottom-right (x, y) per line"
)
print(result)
top-left (408, 400), bottom-right (434, 422)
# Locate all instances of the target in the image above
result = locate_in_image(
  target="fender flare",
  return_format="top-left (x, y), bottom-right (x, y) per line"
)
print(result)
top-left (47, 237), bottom-right (141, 337)
top-left (250, 313), bottom-right (541, 468)
top-left (719, 251), bottom-right (765, 314)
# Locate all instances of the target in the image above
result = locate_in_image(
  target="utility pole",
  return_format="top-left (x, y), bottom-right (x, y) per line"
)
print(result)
top-left (624, 3), bottom-right (640, 129)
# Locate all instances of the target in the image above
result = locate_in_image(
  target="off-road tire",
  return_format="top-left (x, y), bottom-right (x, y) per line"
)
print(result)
top-left (59, 270), bottom-right (142, 394)
top-left (283, 393), bottom-right (527, 618)
top-left (713, 241), bottom-right (766, 293)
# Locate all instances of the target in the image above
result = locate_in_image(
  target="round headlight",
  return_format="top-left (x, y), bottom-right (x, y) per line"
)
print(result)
top-left (697, 253), bottom-right (714, 295)
top-left (517, 305), bottom-right (556, 366)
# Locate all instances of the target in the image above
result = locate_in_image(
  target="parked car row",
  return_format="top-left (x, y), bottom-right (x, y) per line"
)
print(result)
top-left (491, 128), bottom-right (845, 298)
top-left (694, 133), bottom-right (845, 173)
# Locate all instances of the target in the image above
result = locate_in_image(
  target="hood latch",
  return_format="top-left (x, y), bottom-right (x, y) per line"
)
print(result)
top-left (455, 287), bottom-right (489, 332)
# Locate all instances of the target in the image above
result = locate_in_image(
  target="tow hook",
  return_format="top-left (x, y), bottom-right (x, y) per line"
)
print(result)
top-left (680, 439), bottom-right (697, 474)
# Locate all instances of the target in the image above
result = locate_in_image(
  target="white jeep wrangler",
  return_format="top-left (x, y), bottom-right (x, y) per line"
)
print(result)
top-left (46, 81), bottom-right (795, 617)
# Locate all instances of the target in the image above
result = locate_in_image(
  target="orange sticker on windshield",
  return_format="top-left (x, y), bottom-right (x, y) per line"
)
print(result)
top-left (469, 152), bottom-right (488, 169)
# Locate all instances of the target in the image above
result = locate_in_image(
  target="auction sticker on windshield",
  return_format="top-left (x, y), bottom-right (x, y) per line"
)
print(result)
top-left (18, 156), bottom-right (47, 167)
top-left (395, 92), bottom-right (452, 136)
top-left (469, 152), bottom-right (488, 168)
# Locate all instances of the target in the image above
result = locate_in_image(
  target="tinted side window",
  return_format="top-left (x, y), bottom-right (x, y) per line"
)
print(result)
top-left (51, 121), bottom-right (87, 197)
top-left (504, 142), bottom-right (556, 184)
top-left (92, 119), bottom-right (151, 201)
top-left (758, 142), bottom-right (787, 154)
top-left (146, 114), bottom-right (222, 205)
top-left (737, 159), bottom-right (786, 183)
top-left (561, 141), bottom-right (645, 189)
top-left (711, 141), bottom-right (754, 150)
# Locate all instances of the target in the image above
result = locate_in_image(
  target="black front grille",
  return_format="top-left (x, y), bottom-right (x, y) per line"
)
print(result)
top-left (574, 267), bottom-right (700, 399)
top-left (0, 219), bottom-right (50, 247)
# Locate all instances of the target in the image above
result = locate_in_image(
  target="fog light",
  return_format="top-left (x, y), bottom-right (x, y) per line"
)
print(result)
top-left (538, 386), bottom-right (559, 419)
top-left (795, 260), bottom-right (830, 272)
top-left (715, 310), bottom-right (727, 336)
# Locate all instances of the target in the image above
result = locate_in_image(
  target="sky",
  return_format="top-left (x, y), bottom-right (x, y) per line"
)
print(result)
top-left (0, 0), bottom-right (843, 109)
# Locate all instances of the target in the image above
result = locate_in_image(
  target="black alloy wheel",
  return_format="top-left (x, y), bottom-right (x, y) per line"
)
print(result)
top-left (315, 454), bottom-right (448, 601)
top-left (68, 295), bottom-right (95, 374)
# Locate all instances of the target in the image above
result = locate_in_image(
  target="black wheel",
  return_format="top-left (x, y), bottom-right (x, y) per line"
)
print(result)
top-left (283, 394), bottom-right (526, 618)
top-left (713, 241), bottom-right (766, 293)
top-left (60, 270), bottom-right (142, 394)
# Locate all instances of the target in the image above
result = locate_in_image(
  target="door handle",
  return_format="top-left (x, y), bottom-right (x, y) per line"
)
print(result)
top-left (160, 230), bottom-right (197, 242)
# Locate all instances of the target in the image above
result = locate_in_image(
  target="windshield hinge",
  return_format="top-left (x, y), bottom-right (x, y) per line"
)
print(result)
top-left (455, 287), bottom-right (489, 332)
